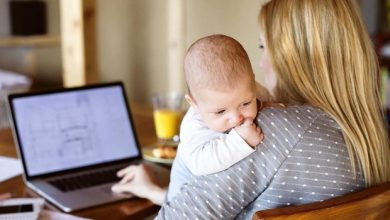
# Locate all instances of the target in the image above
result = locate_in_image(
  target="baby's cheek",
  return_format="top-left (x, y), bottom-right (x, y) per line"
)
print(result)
top-left (213, 120), bottom-right (230, 133)
top-left (249, 107), bottom-right (258, 119)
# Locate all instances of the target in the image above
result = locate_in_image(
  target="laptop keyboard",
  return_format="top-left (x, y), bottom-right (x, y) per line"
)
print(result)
top-left (49, 167), bottom-right (123, 192)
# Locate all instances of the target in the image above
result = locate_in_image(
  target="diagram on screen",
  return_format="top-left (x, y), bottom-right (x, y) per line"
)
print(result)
top-left (14, 87), bottom-right (137, 176)
top-left (23, 93), bottom-right (102, 172)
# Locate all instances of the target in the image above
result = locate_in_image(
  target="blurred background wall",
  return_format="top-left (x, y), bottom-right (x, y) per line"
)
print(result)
top-left (0, 0), bottom-right (386, 106)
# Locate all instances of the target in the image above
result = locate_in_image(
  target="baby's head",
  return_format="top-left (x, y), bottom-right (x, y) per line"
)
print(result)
top-left (184, 34), bottom-right (258, 132)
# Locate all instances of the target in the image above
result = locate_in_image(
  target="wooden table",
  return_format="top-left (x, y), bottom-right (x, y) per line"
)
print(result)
top-left (0, 104), bottom-right (163, 220)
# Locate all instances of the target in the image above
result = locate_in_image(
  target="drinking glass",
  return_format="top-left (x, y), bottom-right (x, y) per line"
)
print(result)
top-left (152, 92), bottom-right (185, 147)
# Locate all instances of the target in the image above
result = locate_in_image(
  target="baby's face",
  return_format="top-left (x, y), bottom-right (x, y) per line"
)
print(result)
top-left (192, 80), bottom-right (258, 133)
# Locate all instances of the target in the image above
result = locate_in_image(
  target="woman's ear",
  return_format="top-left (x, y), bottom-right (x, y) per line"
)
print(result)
top-left (185, 94), bottom-right (198, 111)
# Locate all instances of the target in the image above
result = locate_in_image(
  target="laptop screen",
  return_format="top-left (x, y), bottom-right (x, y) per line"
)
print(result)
top-left (8, 83), bottom-right (141, 177)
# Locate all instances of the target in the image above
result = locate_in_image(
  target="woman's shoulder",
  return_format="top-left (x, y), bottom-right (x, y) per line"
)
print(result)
top-left (259, 105), bottom-right (339, 124)
top-left (257, 105), bottom-right (342, 140)
top-left (260, 104), bottom-right (326, 118)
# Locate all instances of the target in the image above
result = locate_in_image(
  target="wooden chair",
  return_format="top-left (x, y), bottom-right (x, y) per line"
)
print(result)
top-left (252, 182), bottom-right (390, 220)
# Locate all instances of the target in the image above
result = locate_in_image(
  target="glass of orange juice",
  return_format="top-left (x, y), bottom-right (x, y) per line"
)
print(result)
top-left (152, 92), bottom-right (185, 146)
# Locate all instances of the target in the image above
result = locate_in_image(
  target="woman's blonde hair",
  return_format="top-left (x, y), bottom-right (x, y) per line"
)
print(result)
top-left (260, 0), bottom-right (390, 186)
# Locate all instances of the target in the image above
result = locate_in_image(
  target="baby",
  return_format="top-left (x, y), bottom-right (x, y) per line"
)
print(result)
top-left (167, 34), bottom-right (271, 200)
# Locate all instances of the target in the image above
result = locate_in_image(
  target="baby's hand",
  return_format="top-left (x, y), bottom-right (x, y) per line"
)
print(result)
top-left (234, 118), bottom-right (263, 148)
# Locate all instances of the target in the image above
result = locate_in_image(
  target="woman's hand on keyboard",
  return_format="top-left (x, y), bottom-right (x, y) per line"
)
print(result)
top-left (111, 164), bottom-right (167, 205)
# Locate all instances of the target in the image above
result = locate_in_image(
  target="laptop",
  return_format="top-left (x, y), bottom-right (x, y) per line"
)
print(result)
top-left (7, 82), bottom-right (169, 212)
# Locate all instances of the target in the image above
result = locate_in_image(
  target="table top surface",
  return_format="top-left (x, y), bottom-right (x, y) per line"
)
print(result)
top-left (0, 104), bottom-right (164, 220)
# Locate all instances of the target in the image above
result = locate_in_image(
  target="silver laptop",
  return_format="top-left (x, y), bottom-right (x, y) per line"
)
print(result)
top-left (7, 82), bottom-right (168, 212)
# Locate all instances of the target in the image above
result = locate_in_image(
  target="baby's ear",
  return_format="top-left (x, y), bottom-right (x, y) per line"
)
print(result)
top-left (185, 94), bottom-right (198, 111)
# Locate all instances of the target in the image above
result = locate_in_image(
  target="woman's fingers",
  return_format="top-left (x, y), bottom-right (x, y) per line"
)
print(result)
top-left (117, 165), bottom-right (138, 177)
top-left (119, 172), bottom-right (136, 184)
top-left (117, 167), bottom-right (131, 177)
top-left (111, 183), bottom-right (131, 193)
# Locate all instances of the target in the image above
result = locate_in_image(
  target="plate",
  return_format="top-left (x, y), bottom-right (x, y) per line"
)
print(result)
top-left (142, 145), bottom-right (175, 165)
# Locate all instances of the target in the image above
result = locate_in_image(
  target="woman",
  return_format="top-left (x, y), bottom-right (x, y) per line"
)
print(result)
top-left (114, 0), bottom-right (390, 219)
top-left (257, 0), bottom-right (389, 186)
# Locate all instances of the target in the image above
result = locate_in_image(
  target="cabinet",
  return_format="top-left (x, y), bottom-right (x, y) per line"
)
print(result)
top-left (0, 35), bottom-right (60, 83)
top-left (0, 35), bottom-right (60, 47)
top-left (0, 0), bottom-right (97, 88)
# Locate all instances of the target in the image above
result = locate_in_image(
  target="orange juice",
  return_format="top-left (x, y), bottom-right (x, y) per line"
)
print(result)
top-left (153, 109), bottom-right (182, 139)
